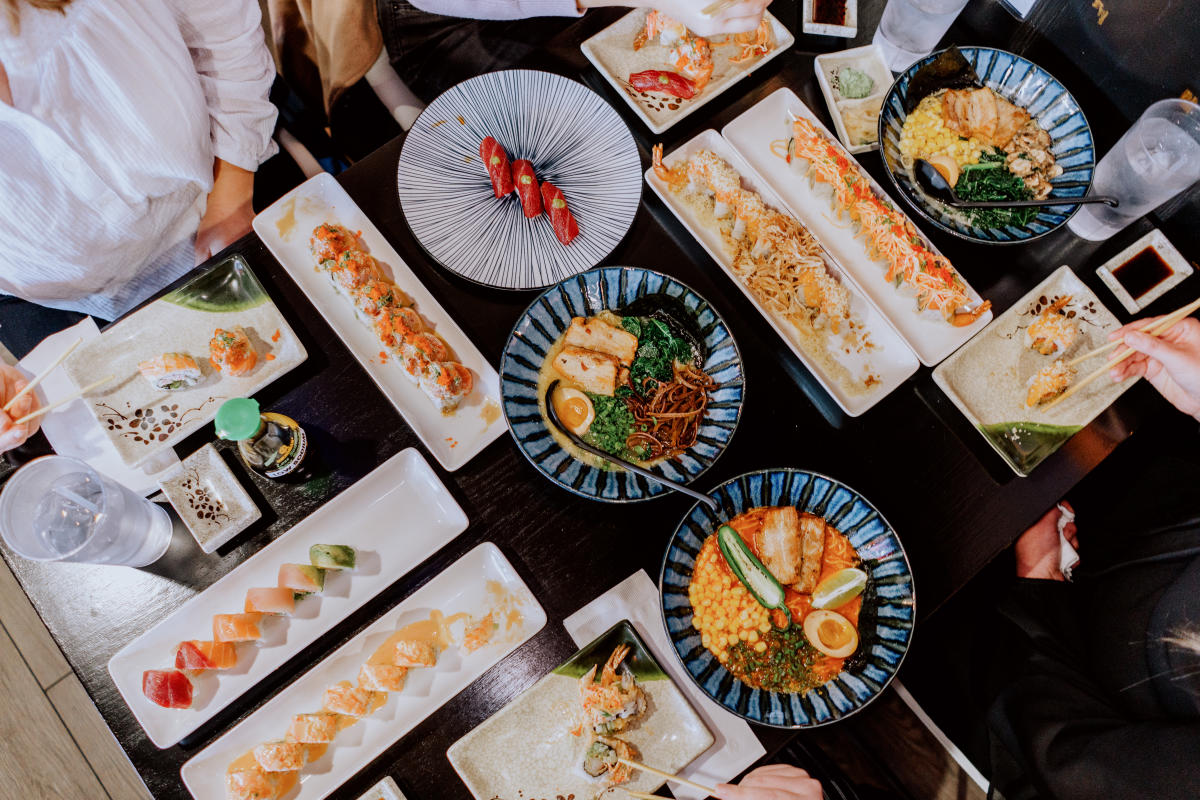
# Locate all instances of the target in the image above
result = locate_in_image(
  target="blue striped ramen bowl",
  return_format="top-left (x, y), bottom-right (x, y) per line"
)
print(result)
top-left (660, 469), bottom-right (915, 727)
top-left (499, 266), bottom-right (744, 503)
top-left (879, 46), bottom-right (1095, 244)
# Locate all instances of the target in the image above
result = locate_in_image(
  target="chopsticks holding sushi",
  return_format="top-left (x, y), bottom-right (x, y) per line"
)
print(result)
top-left (13, 374), bottom-right (116, 426)
top-left (1063, 295), bottom-right (1200, 368)
top-left (614, 756), bottom-right (716, 794)
top-left (2, 336), bottom-right (81, 413)
top-left (1042, 298), bottom-right (1200, 411)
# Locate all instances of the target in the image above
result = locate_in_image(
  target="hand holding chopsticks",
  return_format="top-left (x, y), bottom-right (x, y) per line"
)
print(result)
top-left (616, 757), bottom-right (716, 795)
top-left (1, 336), bottom-right (81, 413)
top-left (1043, 296), bottom-right (1200, 413)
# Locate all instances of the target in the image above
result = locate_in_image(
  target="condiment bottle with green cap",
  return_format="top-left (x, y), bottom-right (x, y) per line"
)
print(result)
top-left (215, 398), bottom-right (310, 481)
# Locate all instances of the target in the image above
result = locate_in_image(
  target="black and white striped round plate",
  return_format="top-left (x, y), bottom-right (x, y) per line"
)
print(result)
top-left (397, 70), bottom-right (643, 290)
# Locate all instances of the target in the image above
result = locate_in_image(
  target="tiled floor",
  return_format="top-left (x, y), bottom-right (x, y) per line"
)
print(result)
top-left (0, 555), bottom-right (152, 799)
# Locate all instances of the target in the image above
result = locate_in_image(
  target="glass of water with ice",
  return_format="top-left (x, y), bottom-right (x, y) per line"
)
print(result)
top-left (873, 0), bottom-right (971, 72)
top-left (0, 456), bottom-right (172, 566)
top-left (1068, 99), bottom-right (1200, 241)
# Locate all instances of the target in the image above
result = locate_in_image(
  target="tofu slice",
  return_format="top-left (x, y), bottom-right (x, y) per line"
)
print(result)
top-left (794, 513), bottom-right (827, 594)
top-left (754, 507), bottom-right (803, 586)
top-left (564, 317), bottom-right (639, 365)
top-left (552, 345), bottom-right (621, 396)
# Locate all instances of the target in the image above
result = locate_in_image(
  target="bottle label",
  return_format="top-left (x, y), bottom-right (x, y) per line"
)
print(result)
top-left (265, 426), bottom-right (308, 479)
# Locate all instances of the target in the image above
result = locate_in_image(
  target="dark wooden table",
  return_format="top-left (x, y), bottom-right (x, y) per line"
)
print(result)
top-left (2, 2), bottom-right (1194, 798)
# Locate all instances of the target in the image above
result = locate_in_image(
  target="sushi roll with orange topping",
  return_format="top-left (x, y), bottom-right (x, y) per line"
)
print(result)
top-left (330, 249), bottom-right (379, 292)
top-left (358, 662), bottom-right (408, 692)
top-left (322, 682), bottom-right (373, 717)
top-left (392, 639), bottom-right (438, 668)
top-left (375, 307), bottom-right (426, 350)
top-left (253, 741), bottom-right (306, 772)
top-left (352, 278), bottom-right (410, 321)
top-left (287, 712), bottom-right (339, 744)
top-left (310, 222), bottom-right (359, 263)
top-left (420, 361), bottom-right (474, 413)
top-left (226, 763), bottom-right (280, 800)
top-left (401, 332), bottom-right (451, 381)
top-left (209, 327), bottom-right (258, 377)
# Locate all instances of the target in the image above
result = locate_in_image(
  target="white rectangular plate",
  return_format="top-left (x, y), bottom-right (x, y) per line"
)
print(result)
top-left (62, 255), bottom-right (307, 468)
top-left (646, 129), bottom-right (920, 416)
top-left (253, 173), bottom-right (507, 472)
top-left (721, 87), bottom-right (993, 365)
top-left (181, 542), bottom-right (547, 800)
top-left (581, 9), bottom-right (794, 135)
top-left (109, 448), bottom-right (468, 748)
top-left (933, 266), bottom-right (1136, 476)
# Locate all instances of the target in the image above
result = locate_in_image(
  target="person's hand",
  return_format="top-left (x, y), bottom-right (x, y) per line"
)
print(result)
top-left (0, 364), bottom-right (41, 452)
top-left (195, 158), bottom-right (256, 264)
top-left (578, 0), bottom-right (772, 36)
top-left (1015, 502), bottom-right (1076, 581)
top-left (1109, 316), bottom-right (1200, 421)
top-left (716, 765), bottom-right (824, 800)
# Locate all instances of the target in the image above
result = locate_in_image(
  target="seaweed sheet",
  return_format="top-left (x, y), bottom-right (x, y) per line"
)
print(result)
top-left (902, 46), bottom-right (982, 113)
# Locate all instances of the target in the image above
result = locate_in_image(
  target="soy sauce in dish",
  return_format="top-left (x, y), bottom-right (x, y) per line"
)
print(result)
top-left (1113, 247), bottom-right (1173, 300)
top-left (813, 0), bottom-right (847, 24)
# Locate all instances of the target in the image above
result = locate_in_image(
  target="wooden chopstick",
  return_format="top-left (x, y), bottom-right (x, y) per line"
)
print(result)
top-left (622, 791), bottom-right (661, 800)
top-left (1065, 296), bottom-right (1200, 367)
top-left (1042, 305), bottom-right (1197, 411)
top-left (12, 375), bottom-right (115, 426)
top-left (2, 337), bottom-right (81, 412)
top-left (701, 0), bottom-right (739, 16)
top-left (616, 757), bottom-right (716, 795)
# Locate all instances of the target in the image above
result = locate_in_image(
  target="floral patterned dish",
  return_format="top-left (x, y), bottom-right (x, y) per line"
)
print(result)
top-left (159, 444), bottom-right (261, 553)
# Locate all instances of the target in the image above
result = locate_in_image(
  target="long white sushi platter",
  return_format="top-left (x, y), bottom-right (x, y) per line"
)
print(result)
top-left (109, 448), bottom-right (469, 748)
top-left (182, 542), bottom-right (546, 800)
top-left (254, 173), bottom-right (508, 472)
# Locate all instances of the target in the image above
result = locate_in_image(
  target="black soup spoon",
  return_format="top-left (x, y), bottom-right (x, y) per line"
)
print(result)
top-left (913, 158), bottom-right (1119, 209)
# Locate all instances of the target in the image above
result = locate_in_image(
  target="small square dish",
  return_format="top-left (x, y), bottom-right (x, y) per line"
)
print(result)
top-left (933, 265), bottom-right (1137, 476)
top-left (1095, 228), bottom-right (1194, 314)
top-left (814, 44), bottom-right (892, 154)
top-left (448, 619), bottom-right (713, 800)
top-left (356, 777), bottom-right (407, 800)
top-left (158, 444), bottom-right (260, 553)
top-left (581, 9), bottom-right (794, 134)
top-left (802, 0), bottom-right (858, 37)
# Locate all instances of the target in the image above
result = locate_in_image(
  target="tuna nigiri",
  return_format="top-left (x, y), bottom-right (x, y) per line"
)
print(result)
top-left (213, 612), bottom-right (263, 643)
top-left (541, 181), bottom-right (579, 246)
top-left (358, 662), bottom-right (408, 692)
top-left (287, 712), bottom-right (339, 744)
top-left (253, 741), bottom-right (307, 772)
top-left (175, 640), bottom-right (238, 671)
top-left (142, 669), bottom-right (193, 709)
top-left (480, 137), bottom-right (515, 198)
top-left (511, 159), bottom-right (543, 218)
top-left (322, 682), bottom-right (373, 717)
top-left (393, 639), bottom-right (438, 668)
top-left (226, 764), bottom-right (280, 800)
top-left (245, 587), bottom-right (296, 615)
top-left (209, 326), bottom-right (258, 377)
top-left (278, 563), bottom-right (325, 594)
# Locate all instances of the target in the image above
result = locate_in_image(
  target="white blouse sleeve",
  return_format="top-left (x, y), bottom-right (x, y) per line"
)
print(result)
top-left (166, 0), bottom-right (279, 171)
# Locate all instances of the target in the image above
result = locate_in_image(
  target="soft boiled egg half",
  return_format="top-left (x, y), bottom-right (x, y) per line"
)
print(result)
top-left (553, 386), bottom-right (595, 436)
top-left (802, 609), bottom-right (858, 658)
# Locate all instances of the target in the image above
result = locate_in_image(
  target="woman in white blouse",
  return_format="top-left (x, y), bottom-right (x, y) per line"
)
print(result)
top-left (0, 0), bottom-right (278, 321)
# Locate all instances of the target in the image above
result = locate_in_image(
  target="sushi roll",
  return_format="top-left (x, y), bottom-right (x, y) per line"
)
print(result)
top-left (142, 668), bottom-right (193, 709)
top-left (392, 639), bottom-right (438, 668)
top-left (374, 307), bottom-right (425, 351)
top-left (253, 740), bottom-right (307, 772)
top-left (137, 353), bottom-right (202, 391)
top-left (278, 563), bottom-right (325, 594)
top-left (419, 361), bottom-right (474, 414)
top-left (401, 332), bottom-right (451, 382)
top-left (330, 249), bottom-right (379, 292)
top-left (462, 612), bottom-right (496, 653)
top-left (322, 682), bottom-right (373, 717)
top-left (209, 327), bottom-right (259, 377)
top-left (310, 222), bottom-right (359, 263)
top-left (358, 662), bottom-right (408, 692)
top-left (309, 544), bottom-right (356, 570)
top-left (213, 612), bottom-right (263, 643)
top-left (351, 278), bottom-right (410, 321)
top-left (287, 712), bottom-right (339, 744)
top-left (175, 640), bottom-right (238, 671)
top-left (226, 764), bottom-right (280, 800)
top-left (245, 587), bottom-right (296, 615)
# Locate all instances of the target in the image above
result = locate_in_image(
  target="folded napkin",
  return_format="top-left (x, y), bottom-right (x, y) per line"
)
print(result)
top-left (1057, 502), bottom-right (1079, 581)
top-left (17, 318), bottom-right (179, 496)
top-left (563, 570), bottom-right (766, 799)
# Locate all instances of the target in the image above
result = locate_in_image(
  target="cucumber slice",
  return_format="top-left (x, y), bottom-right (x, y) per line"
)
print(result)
top-left (309, 544), bottom-right (356, 570)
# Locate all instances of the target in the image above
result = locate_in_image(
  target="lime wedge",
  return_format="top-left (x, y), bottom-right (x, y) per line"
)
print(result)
top-left (811, 568), bottom-right (868, 610)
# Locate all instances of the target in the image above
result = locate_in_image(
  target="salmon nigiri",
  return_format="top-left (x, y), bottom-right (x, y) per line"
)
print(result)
top-left (175, 640), bottom-right (238, 671)
top-left (245, 587), bottom-right (296, 615)
top-left (143, 669), bottom-right (193, 709)
top-left (213, 612), bottom-right (263, 643)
